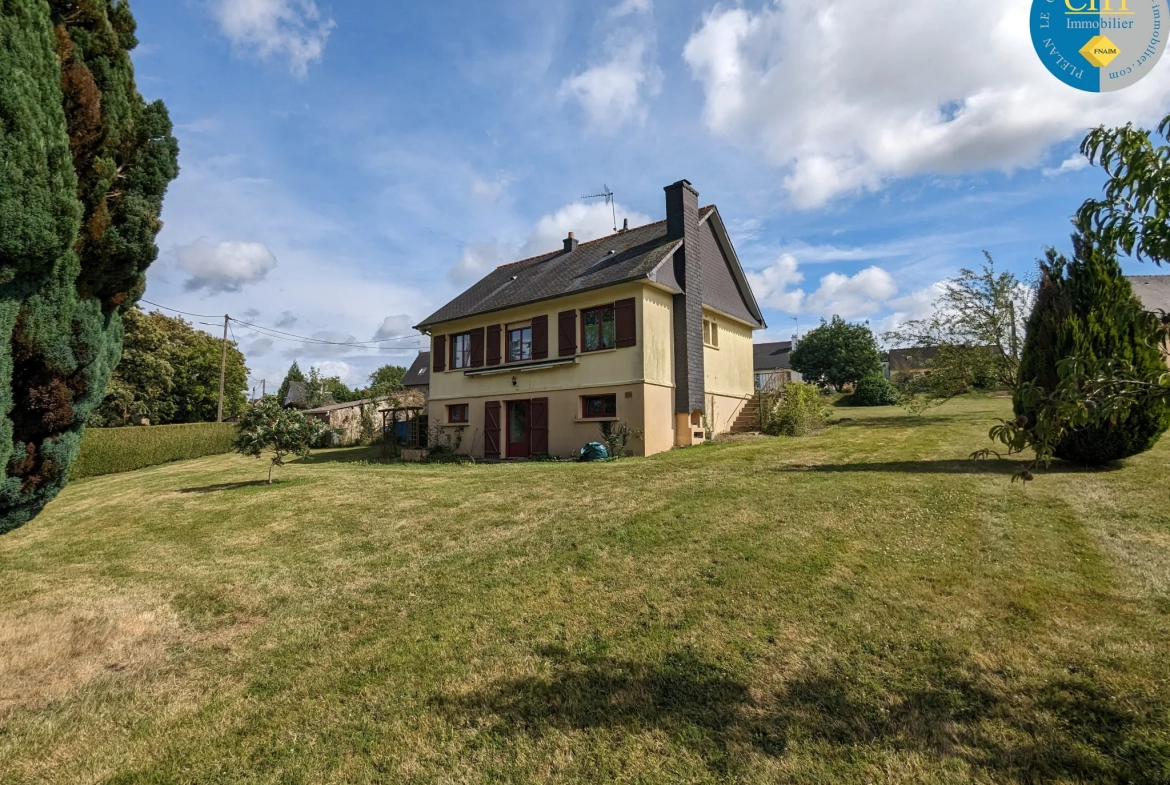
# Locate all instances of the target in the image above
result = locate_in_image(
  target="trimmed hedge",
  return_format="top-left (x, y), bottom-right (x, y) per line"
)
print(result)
top-left (71, 423), bottom-right (238, 479)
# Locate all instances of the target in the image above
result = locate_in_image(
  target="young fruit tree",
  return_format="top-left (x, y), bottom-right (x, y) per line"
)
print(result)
top-left (883, 255), bottom-right (1033, 412)
top-left (0, 0), bottom-right (178, 533)
top-left (790, 316), bottom-right (882, 390)
top-left (234, 397), bottom-right (324, 484)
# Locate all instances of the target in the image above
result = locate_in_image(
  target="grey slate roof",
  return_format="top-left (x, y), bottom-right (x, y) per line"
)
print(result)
top-left (417, 206), bottom-right (765, 330)
top-left (888, 346), bottom-right (940, 372)
top-left (404, 351), bottom-right (430, 388)
top-left (1129, 275), bottom-right (1170, 315)
top-left (754, 341), bottom-right (794, 371)
top-left (282, 380), bottom-right (309, 409)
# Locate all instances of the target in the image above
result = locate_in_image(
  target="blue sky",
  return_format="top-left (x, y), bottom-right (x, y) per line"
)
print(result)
top-left (132, 0), bottom-right (1170, 393)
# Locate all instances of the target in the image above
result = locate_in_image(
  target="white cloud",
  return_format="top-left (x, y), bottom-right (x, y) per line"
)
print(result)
top-left (879, 282), bottom-right (947, 338)
top-left (447, 200), bottom-right (655, 288)
top-left (471, 174), bottom-right (511, 205)
top-left (806, 267), bottom-right (898, 320)
top-left (299, 331), bottom-right (359, 358)
top-left (747, 253), bottom-right (898, 319)
top-left (522, 201), bottom-right (653, 257)
top-left (1043, 154), bottom-right (1090, 177)
top-left (175, 239), bottom-right (277, 293)
top-left (313, 360), bottom-right (358, 386)
top-left (210, 0), bottom-right (335, 77)
top-left (247, 337), bottom-right (275, 356)
top-left (372, 313), bottom-right (415, 341)
top-left (448, 240), bottom-right (513, 286)
top-left (558, 2), bottom-right (662, 130)
top-left (683, 1), bottom-right (1170, 207)
top-left (747, 253), bottom-right (805, 312)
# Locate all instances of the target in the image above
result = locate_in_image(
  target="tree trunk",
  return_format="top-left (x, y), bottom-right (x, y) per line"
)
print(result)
top-left (268, 461), bottom-right (274, 484)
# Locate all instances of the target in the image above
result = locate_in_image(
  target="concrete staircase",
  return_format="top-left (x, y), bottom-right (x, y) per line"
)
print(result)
top-left (730, 395), bottom-right (762, 433)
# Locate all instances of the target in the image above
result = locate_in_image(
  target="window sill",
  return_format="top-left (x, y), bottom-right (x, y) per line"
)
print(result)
top-left (579, 347), bottom-right (619, 356)
top-left (442, 422), bottom-right (468, 427)
top-left (704, 343), bottom-right (719, 350)
top-left (575, 416), bottom-right (619, 423)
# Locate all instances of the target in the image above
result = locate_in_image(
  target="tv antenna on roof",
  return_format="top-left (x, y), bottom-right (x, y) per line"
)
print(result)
top-left (581, 184), bottom-right (617, 232)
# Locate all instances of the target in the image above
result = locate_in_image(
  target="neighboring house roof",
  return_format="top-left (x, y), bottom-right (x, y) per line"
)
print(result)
top-left (888, 346), bottom-right (940, 372)
top-left (1129, 275), bottom-right (1170, 315)
top-left (404, 351), bottom-right (430, 388)
top-left (304, 398), bottom-right (377, 415)
top-left (754, 341), bottom-right (794, 371)
top-left (416, 205), bottom-right (765, 330)
top-left (282, 380), bottom-right (309, 409)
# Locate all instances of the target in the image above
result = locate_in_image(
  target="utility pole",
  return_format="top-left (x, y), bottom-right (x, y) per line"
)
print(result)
top-left (262, 379), bottom-right (266, 398)
top-left (217, 314), bottom-right (229, 422)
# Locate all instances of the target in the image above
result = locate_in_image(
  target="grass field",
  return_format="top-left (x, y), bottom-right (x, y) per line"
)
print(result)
top-left (2, 398), bottom-right (1170, 784)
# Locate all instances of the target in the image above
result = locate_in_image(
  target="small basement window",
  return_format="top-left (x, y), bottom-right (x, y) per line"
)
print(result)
top-left (582, 394), bottom-right (617, 419)
top-left (448, 403), bottom-right (469, 424)
top-left (703, 318), bottom-right (719, 348)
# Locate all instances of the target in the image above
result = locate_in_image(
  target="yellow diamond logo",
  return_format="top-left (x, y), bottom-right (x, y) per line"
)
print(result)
top-left (1080, 35), bottom-right (1121, 68)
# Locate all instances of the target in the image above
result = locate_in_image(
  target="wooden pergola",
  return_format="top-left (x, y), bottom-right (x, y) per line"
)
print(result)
top-left (380, 406), bottom-right (426, 459)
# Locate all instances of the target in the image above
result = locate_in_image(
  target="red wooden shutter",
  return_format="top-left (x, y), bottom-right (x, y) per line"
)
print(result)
top-left (486, 324), bottom-right (502, 366)
top-left (530, 397), bottom-right (549, 455)
top-left (615, 298), bottom-right (636, 348)
top-left (484, 401), bottom-right (501, 459)
top-left (532, 315), bottom-right (549, 360)
top-left (558, 310), bottom-right (577, 357)
top-left (432, 335), bottom-right (446, 372)
top-left (470, 328), bottom-right (485, 368)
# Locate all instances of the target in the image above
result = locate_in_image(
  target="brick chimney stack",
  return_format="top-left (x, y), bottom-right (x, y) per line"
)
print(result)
top-left (563, 232), bottom-right (578, 253)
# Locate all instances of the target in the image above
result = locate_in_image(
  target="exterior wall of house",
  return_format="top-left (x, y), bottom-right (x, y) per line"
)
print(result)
top-left (434, 383), bottom-right (651, 459)
top-left (428, 282), bottom-right (648, 403)
top-left (702, 308), bottom-right (754, 435)
top-left (428, 282), bottom-right (677, 457)
top-left (425, 282), bottom-right (759, 457)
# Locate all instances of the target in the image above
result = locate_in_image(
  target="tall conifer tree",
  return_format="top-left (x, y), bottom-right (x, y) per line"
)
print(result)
top-left (1016, 233), bottom-right (1170, 465)
top-left (0, 0), bottom-right (178, 532)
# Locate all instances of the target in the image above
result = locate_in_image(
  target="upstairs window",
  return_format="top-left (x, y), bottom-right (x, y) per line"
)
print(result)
top-left (703, 318), bottom-right (719, 348)
top-left (582, 305), bottom-right (616, 352)
top-left (451, 333), bottom-right (472, 369)
top-left (507, 325), bottom-right (533, 363)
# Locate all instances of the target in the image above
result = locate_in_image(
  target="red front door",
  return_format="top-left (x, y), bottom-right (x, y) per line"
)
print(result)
top-left (507, 400), bottom-right (530, 458)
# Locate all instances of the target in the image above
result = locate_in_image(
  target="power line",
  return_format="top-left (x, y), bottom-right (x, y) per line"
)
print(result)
top-left (139, 297), bottom-right (426, 349)
top-left (140, 299), bottom-right (223, 319)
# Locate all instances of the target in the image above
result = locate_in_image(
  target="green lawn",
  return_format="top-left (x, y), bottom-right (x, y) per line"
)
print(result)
top-left (2, 398), bottom-right (1170, 784)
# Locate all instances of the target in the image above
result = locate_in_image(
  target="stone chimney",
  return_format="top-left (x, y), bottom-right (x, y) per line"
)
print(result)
top-left (563, 232), bottom-right (578, 253)
top-left (664, 179), bottom-right (705, 431)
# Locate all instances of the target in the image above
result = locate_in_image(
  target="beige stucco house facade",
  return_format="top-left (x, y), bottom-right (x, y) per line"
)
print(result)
top-left (415, 180), bottom-right (765, 459)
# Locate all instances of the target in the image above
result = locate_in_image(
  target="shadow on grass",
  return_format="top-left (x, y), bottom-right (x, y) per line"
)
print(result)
top-left (439, 641), bottom-right (1170, 781)
top-left (176, 478), bottom-right (308, 493)
top-left (775, 459), bottom-right (1123, 476)
top-left (832, 414), bottom-right (975, 428)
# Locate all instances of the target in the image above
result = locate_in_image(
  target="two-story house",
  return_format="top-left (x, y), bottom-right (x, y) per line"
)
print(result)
top-left (414, 180), bottom-right (765, 458)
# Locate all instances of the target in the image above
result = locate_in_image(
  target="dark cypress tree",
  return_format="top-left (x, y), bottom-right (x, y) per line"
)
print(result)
top-left (0, 0), bottom-right (178, 533)
top-left (1016, 233), bottom-right (1170, 465)
top-left (277, 361), bottom-right (306, 403)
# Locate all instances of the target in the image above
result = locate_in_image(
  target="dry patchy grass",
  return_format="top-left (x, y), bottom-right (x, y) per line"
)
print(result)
top-left (0, 398), bottom-right (1168, 784)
